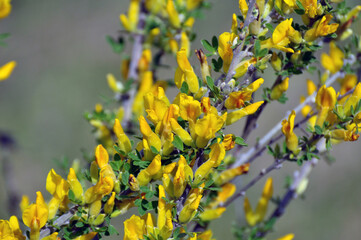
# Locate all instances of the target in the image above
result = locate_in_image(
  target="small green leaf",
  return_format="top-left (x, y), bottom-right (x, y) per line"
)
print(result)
top-left (106, 36), bottom-right (124, 54)
top-left (201, 39), bottom-right (215, 53)
top-left (172, 135), bottom-right (184, 151)
top-left (206, 76), bottom-right (215, 91)
top-left (235, 136), bottom-right (247, 146)
top-left (150, 146), bottom-right (159, 154)
top-left (212, 36), bottom-right (218, 49)
top-left (180, 81), bottom-right (189, 94)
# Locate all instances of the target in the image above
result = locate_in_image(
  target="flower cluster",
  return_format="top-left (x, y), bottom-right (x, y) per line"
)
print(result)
top-left (1, 0), bottom-right (361, 240)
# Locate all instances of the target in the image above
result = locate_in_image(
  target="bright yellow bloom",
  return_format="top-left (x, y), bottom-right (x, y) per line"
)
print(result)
top-left (170, 118), bottom-right (194, 146)
top-left (137, 154), bottom-right (162, 186)
top-left (166, 0), bottom-right (181, 28)
top-left (157, 185), bottom-right (173, 239)
top-left (179, 186), bottom-right (203, 223)
top-left (321, 42), bottom-right (344, 74)
top-left (46, 169), bottom-right (70, 219)
top-left (277, 233), bottom-right (295, 240)
top-left (282, 111), bottom-right (299, 153)
top-left (181, 32), bottom-right (190, 57)
top-left (271, 77), bottom-right (289, 100)
top-left (199, 207), bottom-right (226, 221)
top-left (196, 49), bottom-right (211, 83)
top-left (138, 49), bottom-right (152, 73)
top-left (173, 156), bottom-right (193, 197)
top-left (67, 168), bottom-right (84, 203)
top-left (113, 119), bottom-right (132, 154)
top-left (231, 13), bottom-right (238, 34)
top-left (123, 215), bottom-right (145, 240)
top-left (186, 0), bottom-right (203, 10)
top-left (104, 192), bottom-right (116, 214)
top-left (193, 112), bottom-right (227, 148)
top-left (271, 52), bottom-right (282, 72)
top-left (222, 134), bottom-right (235, 150)
top-left (132, 71), bottom-right (153, 118)
top-left (218, 32), bottom-right (237, 72)
top-left (0, 61), bottom-right (16, 81)
top-left (74, 232), bottom-right (98, 240)
top-left (215, 163), bottom-right (250, 185)
top-left (208, 183), bottom-right (236, 208)
top-left (343, 83), bottom-right (361, 117)
top-left (225, 78), bottom-right (264, 109)
top-left (178, 93), bottom-right (202, 122)
top-left (261, 18), bottom-right (302, 53)
top-left (0, 0), bottom-right (11, 19)
top-left (315, 85), bottom-right (336, 126)
top-left (175, 48), bottom-right (199, 93)
top-left (239, 0), bottom-right (248, 18)
top-left (244, 178), bottom-right (273, 226)
top-left (144, 87), bottom-right (170, 125)
top-left (145, 0), bottom-right (166, 15)
top-left (305, 15), bottom-right (338, 42)
top-left (194, 142), bottom-right (225, 184)
top-left (139, 115), bottom-right (162, 153)
top-left (107, 73), bottom-right (123, 93)
top-left (226, 101), bottom-right (264, 125)
top-left (120, 0), bottom-right (140, 32)
top-left (20, 195), bottom-right (30, 213)
top-left (22, 192), bottom-right (49, 240)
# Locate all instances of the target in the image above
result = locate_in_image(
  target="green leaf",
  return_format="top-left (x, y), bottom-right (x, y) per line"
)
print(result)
top-left (314, 125), bottom-right (323, 135)
top-left (150, 146), bottom-right (159, 154)
top-left (121, 171), bottom-right (130, 186)
top-left (206, 76), bottom-right (215, 91)
top-left (235, 136), bottom-right (247, 146)
top-left (201, 39), bottom-right (215, 53)
top-left (212, 36), bottom-right (218, 49)
top-left (106, 36), bottom-right (124, 54)
top-left (180, 81), bottom-right (189, 94)
top-left (172, 135), bottom-right (184, 151)
top-left (128, 152), bottom-right (141, 161)
top-left (107, 225), bottom-right (119, 235)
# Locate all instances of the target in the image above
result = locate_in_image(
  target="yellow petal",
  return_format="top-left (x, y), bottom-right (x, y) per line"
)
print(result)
top-left (0, 61), bottom-right (16, 81)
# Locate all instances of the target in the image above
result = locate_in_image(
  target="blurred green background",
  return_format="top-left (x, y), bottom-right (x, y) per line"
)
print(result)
top-left (0, 1), bottom-right (360, 239)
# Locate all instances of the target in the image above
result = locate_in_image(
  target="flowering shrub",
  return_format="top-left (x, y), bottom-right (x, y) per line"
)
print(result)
top-left (1, 0), bottom-right (361, 240)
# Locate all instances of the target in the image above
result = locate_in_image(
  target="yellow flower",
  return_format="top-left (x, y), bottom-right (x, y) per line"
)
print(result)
top-left (123, 215), bottom-right (145, 240)
top-left (343, 83), bottom-right (361, 117)
top-left (166, 0), bottom-right (181, 28)
top-left (231, 13), bottom-right (238, 34)
top-left (199, 207), bottom-right (226, 221)
top-left (321, 42), bottom-right (344, 74)
top-left (181, 32), bottom-right (190, 57)
top-left (139, 115), bottom-right (162, 153)
top-left (113, 119), bottom-right (132, 154)
top-left (193, 112), bottom-right (226, 148)
top-left (239, 0), bottom-right (248, 18)
top-left (0, 61), bottom-right (16, 81)
top-left (20, 195), bottom-right (30, 213)
top-left (179, 186), bottom-right (203, 223)
top-left (170, 118), bottom-right (194, 146)
top-left (261, 18), bottom-right (302, 53)
top-left (244, 178), bottom-right (273, 226)
top-left (104, 192), bottom-right (116, 214)
top-left (186, 0), bottom-right (203, 10)
top-left (144, 87), bottom-right (170, 125)
top-left (178, 93), bottom-right (202, 122)
top-left (315, 85), bottom-right (336, 126)
top-left (22, 192), bottom-right (49, 240)
top-left (215, 163), bottom-right (250, 185)
top-left (225, 78), bottom-right (264, 109)
top-left (106, 73), bottom-right (123, 93)
top-left (67, 168), bottom-right (84, 203)
top-left (194, 142), bottom-right (225, 184)
top-left (277, 233), bottom-right (295, 240)
top-left (0, 0), bottom-right (12, 19)
top-left (218, 32), bottom-right (237, 72)
top-left (222, 134), bottom-right (235, 150)
top-left (137, 154), bottom-right (162, 186)
top-left (74, 232), bottom-right (98, 240)
top-left (271, 77), bottom-right (289, 100)
top-left (305, 15), bottom-right (338, 42)
top-left (208, 183), bottom-right (236, 208)
top-left (120, 0), bottom-right (141, 32)
top-left (175, 48), bottom-right (199, 93)
top-left (157, 185), bottom-right (173, 239)
top-left (271, 52), bottom-right (282, 72)
top-left (132, 71), bottom-right (153, 118)
top-left (196, 49), bottom-right (211, 83)
top-left (46, 169), bottom-right (70, 219)
top-left (281, 111), bottom-right (299, 153)
top-left (226, 101), bottom-right (264, 125)
top-left (138, 49), bottom-right (152, 73)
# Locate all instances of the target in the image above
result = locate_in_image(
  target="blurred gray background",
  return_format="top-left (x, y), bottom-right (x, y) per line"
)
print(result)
top-left (0, 1), bottom-right (360, 239)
